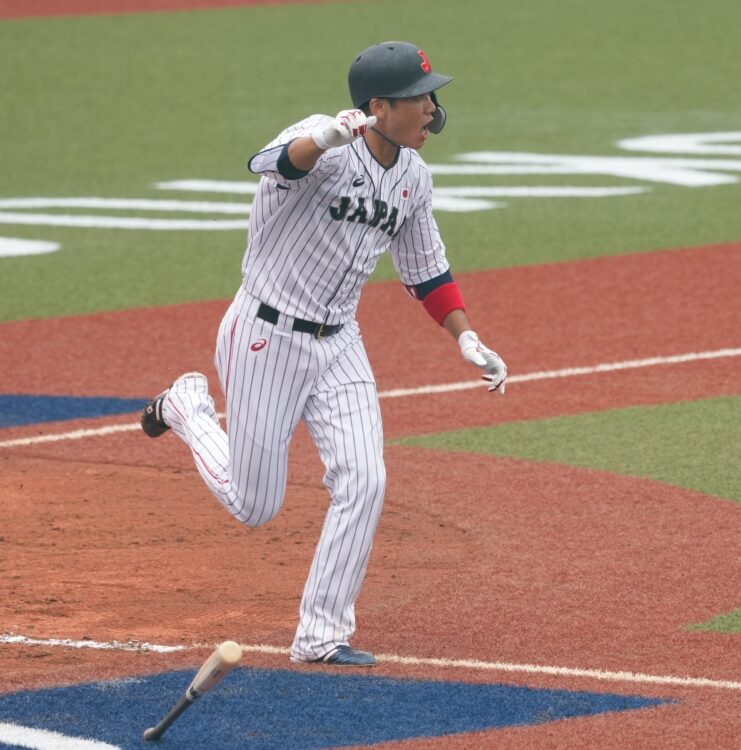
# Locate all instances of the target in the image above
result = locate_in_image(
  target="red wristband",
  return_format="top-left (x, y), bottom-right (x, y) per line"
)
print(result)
top-left (422, 282), bottom-right (466, 326)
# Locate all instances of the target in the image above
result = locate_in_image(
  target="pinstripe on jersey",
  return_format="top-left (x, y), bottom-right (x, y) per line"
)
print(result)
top-left (246, 115), bottom-right (450, 325)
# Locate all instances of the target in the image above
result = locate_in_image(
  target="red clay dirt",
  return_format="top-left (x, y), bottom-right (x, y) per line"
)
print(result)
top-left (1, 243), bottom-right (740, 747)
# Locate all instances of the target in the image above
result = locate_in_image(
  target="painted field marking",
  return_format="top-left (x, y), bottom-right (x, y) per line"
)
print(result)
top-left (155, 178), bottom-right (647, 213)
top-left (0, 634), bottom-right (186, 653)
top-left (0, 213), bottom-right (248, 231)
top-left (0, 422), bottom-right (146, 449)
top-left (0, 198), bottom-right (251, 214)
top-left (1, 346), bottom-right (739, 449)
top-left (2, 633), bottom-right (739, 692)
top-left (378, 346), bottom-right (741, 399)
top-left (0, 238), bottom-right (60, 258)
top-left (0, 722), bottom-right (120, 750)
top-left (155, 181), bottom-right (647, 199)
top-left (0, 196), bottom-right (251, 232)
top-left (157, 179), bottom-right (260, 194)
top-left (376, 653), bottom-right (741, 691)
top-left (1, 130), bottom-right (739, 247)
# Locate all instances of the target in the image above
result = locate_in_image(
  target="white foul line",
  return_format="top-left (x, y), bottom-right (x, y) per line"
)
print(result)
top-left (2, 633), bottom-right (739, 691)
top-left (1, 346), bottom-right (739, 449)
top-left (375, 653), bottom-right (741, 691)
top-left (0, 422), bottom-right (146, 449)
top-left (0, 633), bottom-right (185, 653)
top-left (378, 346), bottom-right (741, 398)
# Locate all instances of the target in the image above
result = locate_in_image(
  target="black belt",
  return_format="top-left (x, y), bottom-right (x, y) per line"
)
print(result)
top-left (256, 303), bottom-right (343, 339)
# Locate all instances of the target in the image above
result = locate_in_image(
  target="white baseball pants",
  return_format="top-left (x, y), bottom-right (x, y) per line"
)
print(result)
top-left (161, 287), bottom-right (386, 661)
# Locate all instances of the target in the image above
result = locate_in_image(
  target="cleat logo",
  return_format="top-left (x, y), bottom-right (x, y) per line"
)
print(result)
top-left (250, 338), bottom-right (267, 352)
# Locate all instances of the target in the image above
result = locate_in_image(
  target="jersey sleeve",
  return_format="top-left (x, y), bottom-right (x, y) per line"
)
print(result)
top-left (388, 166), bottom-right (450, 285)
top-left (248, 115), bottom-right (340, 184)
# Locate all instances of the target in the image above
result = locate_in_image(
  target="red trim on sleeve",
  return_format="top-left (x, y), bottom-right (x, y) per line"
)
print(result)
top-left (422, 282), bottom-right (466, 326)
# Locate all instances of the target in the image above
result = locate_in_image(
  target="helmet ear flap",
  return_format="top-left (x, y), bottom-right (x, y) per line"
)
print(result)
top-left (428, 90), bottom-right (447, 134)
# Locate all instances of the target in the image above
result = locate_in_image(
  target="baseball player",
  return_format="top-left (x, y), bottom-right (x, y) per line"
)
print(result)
top-left (141, 41), bottom-right (507, 666)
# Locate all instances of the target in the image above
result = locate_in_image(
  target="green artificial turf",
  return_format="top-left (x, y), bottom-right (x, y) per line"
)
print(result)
top-left (2, 0), bottom-right (741, 320)
top-left (395, 396), bottom-right (741, 503)
top-left (687, 609), bottom-right (741, 634)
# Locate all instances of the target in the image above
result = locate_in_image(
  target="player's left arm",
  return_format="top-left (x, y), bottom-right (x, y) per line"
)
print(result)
top-left (404, 273), bottom-right (507, 394)
top-left (392, 167), bottom-right (507, 395)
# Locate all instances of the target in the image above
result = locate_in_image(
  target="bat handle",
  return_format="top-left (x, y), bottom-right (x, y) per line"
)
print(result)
top-left (142, 694), bottom-right (193, 741)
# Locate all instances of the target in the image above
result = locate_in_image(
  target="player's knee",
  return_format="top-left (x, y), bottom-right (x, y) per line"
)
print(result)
top-left (239, 509), bottom-right (280, 528)
top-left (230, 488), bottom-right (283, 528)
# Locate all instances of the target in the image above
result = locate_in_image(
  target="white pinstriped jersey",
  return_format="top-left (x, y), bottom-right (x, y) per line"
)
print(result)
top-left (246, 114), bottom-right (450, 325)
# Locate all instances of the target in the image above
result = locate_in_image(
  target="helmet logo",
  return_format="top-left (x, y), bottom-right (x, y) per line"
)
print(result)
top-left (418, 49), bottom-right (431, 73)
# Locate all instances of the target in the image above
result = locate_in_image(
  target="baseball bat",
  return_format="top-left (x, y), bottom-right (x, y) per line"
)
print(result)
top-left (142, 640), bottom-right (243, 742)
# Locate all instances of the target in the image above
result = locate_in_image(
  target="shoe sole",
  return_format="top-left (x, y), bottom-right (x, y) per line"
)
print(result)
top-left (290, 653), bottom-right (376, 667)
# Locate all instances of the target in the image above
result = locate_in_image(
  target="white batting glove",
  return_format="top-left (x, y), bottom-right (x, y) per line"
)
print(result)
top-left (458, 330), bottom-right (507, 395)
top-left (311, 110), bottom-right (378, 150)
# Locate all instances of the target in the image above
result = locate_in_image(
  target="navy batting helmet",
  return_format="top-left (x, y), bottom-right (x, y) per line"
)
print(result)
top-left (348, 41), bottom-right (452, 134)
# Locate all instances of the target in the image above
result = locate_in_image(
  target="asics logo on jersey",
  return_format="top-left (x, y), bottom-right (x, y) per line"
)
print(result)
top-left (352, 176), bottom-right (365, 187)
top-left (250, 338), bottom-right (267, 352)
top-left (329, 196), bottom-right (399, 236)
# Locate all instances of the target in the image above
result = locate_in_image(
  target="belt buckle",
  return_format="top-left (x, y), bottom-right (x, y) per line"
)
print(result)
top-left (315, 323), bottom-right (326, 340)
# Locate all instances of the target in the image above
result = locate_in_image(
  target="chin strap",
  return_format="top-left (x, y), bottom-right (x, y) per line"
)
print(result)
top-left (369, 126), bottom-right (401, 150)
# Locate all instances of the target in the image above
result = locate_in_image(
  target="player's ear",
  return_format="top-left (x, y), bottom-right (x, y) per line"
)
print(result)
top-left (368, 98), bottom-right (386, 120)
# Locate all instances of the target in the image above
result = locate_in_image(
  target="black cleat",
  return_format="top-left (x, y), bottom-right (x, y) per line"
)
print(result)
top-left (140, 389), bottom-right (170, 438)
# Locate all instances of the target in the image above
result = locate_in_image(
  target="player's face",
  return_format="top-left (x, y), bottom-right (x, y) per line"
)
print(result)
top-left (384, 94), bottom-right (437, 149)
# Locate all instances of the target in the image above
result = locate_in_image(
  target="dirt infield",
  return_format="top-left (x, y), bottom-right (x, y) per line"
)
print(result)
top-left (1, 243), bottom-right (740, 746)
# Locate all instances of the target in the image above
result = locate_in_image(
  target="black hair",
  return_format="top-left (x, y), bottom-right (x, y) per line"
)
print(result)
top-left (360, 98), bottom-right (398, 115)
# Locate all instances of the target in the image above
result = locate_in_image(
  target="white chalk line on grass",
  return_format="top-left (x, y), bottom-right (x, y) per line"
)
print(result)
top-left (2, 633), bottom-right (739, 691)
top-left (1, 346), bottom-right (739, 450)
top-left (0, 722), bottom-right (120, 750)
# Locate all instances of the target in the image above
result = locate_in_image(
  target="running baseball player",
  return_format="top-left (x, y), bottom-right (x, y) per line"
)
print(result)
top-left (141, 41), bottom-right (507, 666)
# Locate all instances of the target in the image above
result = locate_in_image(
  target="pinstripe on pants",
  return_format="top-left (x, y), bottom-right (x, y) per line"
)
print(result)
top-left (162, 287), bottom-right (385, 660)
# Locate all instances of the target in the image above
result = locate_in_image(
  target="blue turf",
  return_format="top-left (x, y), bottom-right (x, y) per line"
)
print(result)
top-left (0, 667), bottom-right (669, 749)
top-left (0, 394), bottom-right (147, 428)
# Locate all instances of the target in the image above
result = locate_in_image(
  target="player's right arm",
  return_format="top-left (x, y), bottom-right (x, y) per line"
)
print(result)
top-left (249, 111), bottom-right (375, 181)
top-left (288, 109), bottom-right (376, 171)
top-left (285, 137), bottom-right (326, 173)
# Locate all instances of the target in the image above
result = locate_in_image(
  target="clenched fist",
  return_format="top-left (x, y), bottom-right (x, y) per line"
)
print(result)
top-left (312, 110), bottom-right (378, 150)
top-left (458, 330), bottom-right (507, 395)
